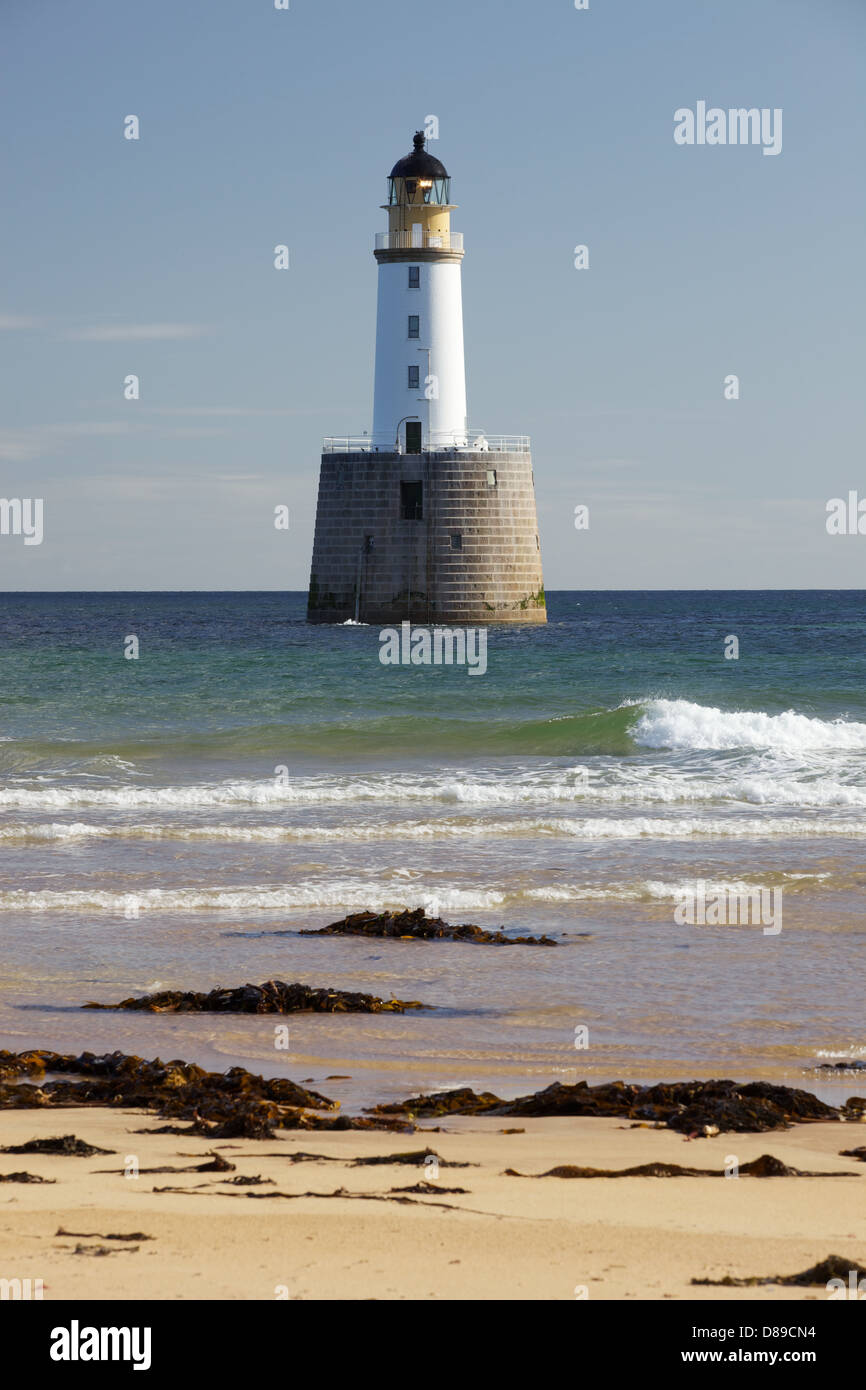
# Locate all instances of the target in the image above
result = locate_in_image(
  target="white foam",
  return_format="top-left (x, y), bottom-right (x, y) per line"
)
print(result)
top-left (0, 882), bottom-right (509, 915)
top-left (0, 779), bottom-right (304, 811)
top-left (0, 870), bottom-right (824, 915)
top-left (2, 768), bottom-right (863, 813)
top-left (635, 699), bottom-right (866, 753)
top-left (0, 812), bottom-right (863, 844)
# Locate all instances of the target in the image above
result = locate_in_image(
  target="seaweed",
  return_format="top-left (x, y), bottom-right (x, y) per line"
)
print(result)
top-left (351, 1148), bottom-right (471, 1168)
top-left (374, 1087), bottom-right (502, 1118)
top-left (134, 1124), bottom-right (209, 1137)
top-left (0, 1171), bottom-right (55, 1183)
top-left (373, 1078), bottom-right (839, 1133)
top-left (221, 1175), bottom-right (276, 1187)
top-left (178, 1114), bottom-right (282, 1140)
top-left (1, 1134), bottom-right (114, 1156)
top-left (71, 1244), bottom-right (139, 1257)
top-left (96, 1152), bottom-right (236, 1175)
top-left (389, 1182), bottom-right (469, 1194)
top-left (504, 1154), bottom-right (860, 1178)
top-left (323, 1114), bottom-right (418, 1133)
top-left (56, 1228), bottom-right (153, 1241)
top-left (0, 1048), bottom-right (336, 1141)
top-left (299, 908), bottom-right (557, 947)
top-left (83, 980), bottom-right (428, 1015)
top-left (151, 1184), bottom-right (474, 1211)
top-left (692, 1255), bottom-right (866, 1287)
top-left (0, 1048), bottom-right (423, 1137)
top-left (253, 1150), bottom-right (342, 1163)
top-left (142, 1112), bottom-right (415, 1139)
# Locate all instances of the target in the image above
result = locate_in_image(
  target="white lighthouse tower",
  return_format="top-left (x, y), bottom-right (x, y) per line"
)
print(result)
top-left (308, 131), bottom-right (545, 625)
top-left (372, 131), bottom-right (467, 452)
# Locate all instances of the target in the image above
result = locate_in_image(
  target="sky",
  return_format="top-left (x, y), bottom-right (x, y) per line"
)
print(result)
top-left (1, 0), bottom-right (864, 590)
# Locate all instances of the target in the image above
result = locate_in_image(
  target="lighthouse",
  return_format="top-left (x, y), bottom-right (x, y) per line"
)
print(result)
top-left (307, 131), bottom-right (546, 625)
top-left (372, 131), bottom-right (467, 453)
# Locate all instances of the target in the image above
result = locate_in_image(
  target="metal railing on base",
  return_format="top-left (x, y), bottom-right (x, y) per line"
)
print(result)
top-left (322, 432), bottom-right (531, 454)
top-left (374, 231), bottom-right (464, 252)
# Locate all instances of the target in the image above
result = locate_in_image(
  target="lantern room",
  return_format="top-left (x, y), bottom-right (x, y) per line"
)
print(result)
top-left (382, 131), bottom-right (456, 249)
top-left (387, 131), bottom-right (451, 206)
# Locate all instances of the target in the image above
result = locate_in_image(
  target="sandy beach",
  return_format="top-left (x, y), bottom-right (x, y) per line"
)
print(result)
top-left (2, 1105), bottom-right (863, 1301)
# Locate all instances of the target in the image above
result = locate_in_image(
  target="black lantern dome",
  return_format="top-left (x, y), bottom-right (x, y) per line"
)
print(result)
top-left (387, 132), bottom-right (451, 207)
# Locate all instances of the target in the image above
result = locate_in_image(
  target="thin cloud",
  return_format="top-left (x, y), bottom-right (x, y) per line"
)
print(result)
top-left (155, 427), bottom-right (229, 438)
top-left (543, 406), bottom-right (720, 421)
top-left (0, 420), bottom-right (234, 458)
top-left (570, 459), bottom-right (643, 474)
top-left (64, 323), bottom-right (210, 342)
top-left (0, 314), bottom-right (40, 331)
top-left (66, 473), bottom-right (285, 502)
top-left (148, 405), bottom-right (337, 417)
top-left (46, 422), bottom-right (133, 437)
top-left (0, 421), bottom-right (133, 460)
top-left (0, 434), bottom-right (44, 462)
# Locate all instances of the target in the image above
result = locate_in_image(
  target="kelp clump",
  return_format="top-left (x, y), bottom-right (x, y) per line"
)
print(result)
top-left (0, 1048), bottom-right (418, 1137)
top-left (0, 1049), bottom-right (334, 1139)
top-left (373, 1078), bottom-right (838, 1134)
top-left (0, 1134), bottom-right (114, 1156)
top-left (83, 980), bottom-right (427, 1014)
top-left (299, 908), bottom-right (557, 947)
top-left (692, 1255), bottom-right (866, 1288)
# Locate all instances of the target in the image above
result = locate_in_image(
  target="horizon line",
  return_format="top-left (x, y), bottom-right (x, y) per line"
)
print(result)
top-left (0, 588), bottom-right (864, 597)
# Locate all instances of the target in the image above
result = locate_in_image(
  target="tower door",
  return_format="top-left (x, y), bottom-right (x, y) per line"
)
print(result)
top-left (405, 421), bottom-right (422, 454)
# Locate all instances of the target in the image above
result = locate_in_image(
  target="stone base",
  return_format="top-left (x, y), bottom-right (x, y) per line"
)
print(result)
top-left (307, 450), bottom-right (546, 625)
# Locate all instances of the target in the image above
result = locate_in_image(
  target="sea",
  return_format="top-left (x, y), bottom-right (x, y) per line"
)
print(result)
top-left (0, 590), bottom-right (863, 1112)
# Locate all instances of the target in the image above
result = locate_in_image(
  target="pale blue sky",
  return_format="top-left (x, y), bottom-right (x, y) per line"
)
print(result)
top-left (1, 0), bottom-right (864, 589)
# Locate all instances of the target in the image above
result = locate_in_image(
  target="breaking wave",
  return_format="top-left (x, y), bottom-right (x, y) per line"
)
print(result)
top-left (1, 698), bottom-right (865, 769)
top-left (633, 699), bottom-right (866, 753)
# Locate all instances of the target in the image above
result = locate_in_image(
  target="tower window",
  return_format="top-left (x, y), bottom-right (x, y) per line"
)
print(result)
top-left (408, 315), bottom-right (420, 339)
top-left (407, 364), bottom-right (420, 390)
top-left (450, 532), bottom-right (463, 551)
top-left (486, 469), bottom-right (497, 487)
top-left (364, 535), bottom-right (374, 553)
top-left (408, 266), bottom-right (420, 288)
top-left (400, 480), bottom-right (423, 520)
